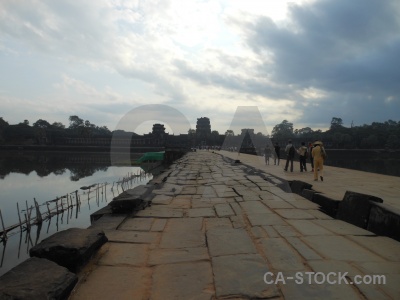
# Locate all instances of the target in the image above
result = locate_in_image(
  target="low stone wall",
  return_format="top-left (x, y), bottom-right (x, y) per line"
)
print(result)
top-left (289, 180), bottom-right (400, 242)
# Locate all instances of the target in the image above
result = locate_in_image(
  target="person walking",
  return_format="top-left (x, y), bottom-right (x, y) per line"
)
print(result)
top-left (264, 147), bottom-right (272, 165)
top-left (298, 142), bottom-right (308, 172)
top-left (284, 140), bottom-right (295, 172)
top-left (274, 143), bottom-right (281, 165)
top-left (312, 141), bottom-right (326, 181)
top-left (308, 142), bottom-right (314, 172)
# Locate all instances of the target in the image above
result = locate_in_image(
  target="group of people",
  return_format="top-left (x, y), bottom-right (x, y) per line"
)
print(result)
top-left (264, 140), bottom-right (327, 181)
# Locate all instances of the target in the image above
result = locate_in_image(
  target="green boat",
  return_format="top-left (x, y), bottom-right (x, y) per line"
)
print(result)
top-left (136, 151), bottom-right (165, 163)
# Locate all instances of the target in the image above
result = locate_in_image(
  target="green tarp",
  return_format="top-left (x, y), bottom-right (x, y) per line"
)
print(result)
top-left (136, 151), bottom-right (165, 163)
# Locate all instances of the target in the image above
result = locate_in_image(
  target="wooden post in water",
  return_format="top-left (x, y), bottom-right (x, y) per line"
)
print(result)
top-left (75, 190), bottom-right (79, 205)
top-left (17, 202), bottom-right (22, 229)
top-left (46, 202), bottom-right (51, 217)
top-left (34, 198), bottom-right (42, 224)
top-left (0, 209), bottom-right (7, 240)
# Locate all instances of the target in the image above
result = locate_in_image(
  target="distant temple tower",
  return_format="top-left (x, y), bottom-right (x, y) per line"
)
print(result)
top-left (152, 123), bottom-right (166, 137)
top-left (196, 117), bottom-right (211, 143)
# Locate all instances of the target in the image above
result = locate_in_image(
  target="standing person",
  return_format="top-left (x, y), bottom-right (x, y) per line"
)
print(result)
top-left (284, 140), bottom-right (295, 172)
top-left (312, 141), bottom-right (326, 181)
top-left (308, 142), bottom-right (314, 172)
top-left (274, 142), bottom-right (281, 165)
top-left (264, 147), bottom-right (272, 165)
top-left (298, 142), bottom-right (308, 172)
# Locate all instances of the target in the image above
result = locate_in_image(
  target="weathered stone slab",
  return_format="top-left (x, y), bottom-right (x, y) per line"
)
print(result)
top-left (135, 207), bottom-right (184, 218)
top-left (280, 279), bottom-right (360, 300)
top-left (70, 266), bottom-right (151, 300)
top-left (247, 213), bottom-right (286, 226)
top-left (149, 247), bottom-right (209, 265)
top-left (286, 220), bottom-right (334, 236)
top-left (285, 237), bottom-right (322, 260)
top-left (119, 217), bottom-right (154, 231)
top-left (347, 236), bottom-right (400, 261)
top-left (205, 218), bottom-right (232, 230)
top-left (337, 191), bottom-right (383, 228)
top-left (260, 238), bottom-right (306, 271)
top-left (275, 209), bottom-right (316, 220)
top-left (98, 243), bottom-right (148, 267)
top-left (301, 236), bottom-right (385, 261)
top-left (367, 202), bottom-right (400, 241)
top-left (230, 215), bottom-right (246, 228)
top-left (89, 214), bottom-right (126, 230)
top-left (160, 230), bottom-right (205, 249)
top-left (206, 227), bottom-right (257, 256)
top-left (0, 257), bottom-right (77, 300)
top-left (30, 228), bottom-right (107, 272)
top-left (289, 199), bottom-right (320, 209)
top-left (312, 193), bottom-right (340, 217)
top-left (214, 203), bottom-right (235, 217)
top-left (273, 225), bottom-right (300, 237)
top-left (262, 199), bottom-right (294, 209)
top-left (262, 226), bottom-right (280, 238)
top-left (305, 209), bottom-right (333, 220)
top-left (313, 219), bottom-right (375, 236)
top-left (212, 254), bottom-right (279, 298)
top-left (105, 230), bottom-right (159, 244)
top-left (151, 194), bottom-right (173, 205)
top-left (166, 218), bottom-right (203, 231)
top-left (151, 218), bottom-right (168, 232)
top-left (187, 207), bottom-right (215, 217)
top-left (250, 226), bottom-right (267, 239)
top-left (151, 262), bottom-right (213, 300)
top-left (240, 201), bottom-right (272, 214)
top-left (109, 185), bottom-right (152, 213)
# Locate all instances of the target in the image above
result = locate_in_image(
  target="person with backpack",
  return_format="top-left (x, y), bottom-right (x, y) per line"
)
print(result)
top-left (298, 142), bottom-right (308, 172)
top-left (284, 140), bottom-right (295, 172)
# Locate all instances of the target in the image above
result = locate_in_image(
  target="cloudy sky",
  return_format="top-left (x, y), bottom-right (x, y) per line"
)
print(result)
top-left (1, 0), bottom-right (399, 134)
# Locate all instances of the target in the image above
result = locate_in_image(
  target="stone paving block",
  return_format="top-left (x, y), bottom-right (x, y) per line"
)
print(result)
top-left (279, 278), bottom-right (360, 300)
top-left (214, 203), bottom-right (235, 217)
top-left (70, 266), bottom-right (151, 300)
top-left (169, 197), bottom-right (191, 209)
top-left (247, 213), bottom-right (287, 226)
top-left (230, 215), bottom-right (246, 228)
top-left (0, 257), bottom-right (77, 300)
top-left (135, 207), bottom-right (184, 218)
top-left (105, 230), bottom-right (159, 244)
top-left (149, 247), bottom-right (209, 265)
top-left (275, 209), bottom-right (316, 220)
top-left (313, 219), bottom-right (375, 236)
top-left (218, 191), bottom-right (238, 198)
top-left (166, 217), bottom-right (203, 231)
top-left (160, 230), bottom-right (206, 249)
top-left (262, 199), bottom-right (295, 209)
top-left (188, 207), bottom-right (215, 217)
top-left (250, 226), bottom-right (267, 239)
top-left (151, 218), bottom-right (167, 231)
top-left (205, 218), bottom-right (232, 230)
top-left (151, 261), bottom-right (213, 300)
top-left (286, 220), bottom-right (334, 236)
top-left (212, 254), bottom-right (279, 298)
top-left (347, 236), bottom-right (400, 261)
top-left (207, 227), bottom-right (257, 256)
top-left (151, 194), bottom-right (173, 205)
top-left (260, 238), bottom-right (306, 271)
top-left (240, 200), bottom-right (273, 214)
top-left (262, 225), bottom-right (280, 238)
top-left (285, 237), bottom-right (322, 260)
top-left (273, 225), bottom-right (300, 237)
top-left (354, 261), bottom-right (400, 274)
top-left (89, 214), bottom-right (127, 230)
top-left (181, 186), bottom-right (197, 195)
top-left (305, 209), bottom-right (333, 220)
top-left (301, 236), bottom-right (385, 262)
top-left (99, 243), bottom-right (148, 267)
top-left (308, 260), bottom-right (390, 299)
top-left (288, 199), bottom-right (321, 209)
top-left (119, 217), bottom-right (154, 231)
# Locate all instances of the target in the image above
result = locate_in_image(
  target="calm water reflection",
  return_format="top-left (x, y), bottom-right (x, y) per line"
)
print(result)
top-left (0, 151), bottom-right (156, 276)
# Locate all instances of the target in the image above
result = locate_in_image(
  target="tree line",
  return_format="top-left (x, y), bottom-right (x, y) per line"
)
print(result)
top-left (1, 115), bottom-right (399, 149)
top-left (271, 118), bottom-right (400, 149)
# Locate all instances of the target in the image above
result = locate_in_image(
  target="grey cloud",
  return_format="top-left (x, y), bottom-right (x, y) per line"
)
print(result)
top-left (247, 0), bottom-right (400, 97)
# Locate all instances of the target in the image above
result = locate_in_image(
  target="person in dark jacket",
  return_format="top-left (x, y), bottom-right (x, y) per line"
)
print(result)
top-left (274, 143), bottom-right (281, 165)
top-left (284, 140), bottom-right (295, 172)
